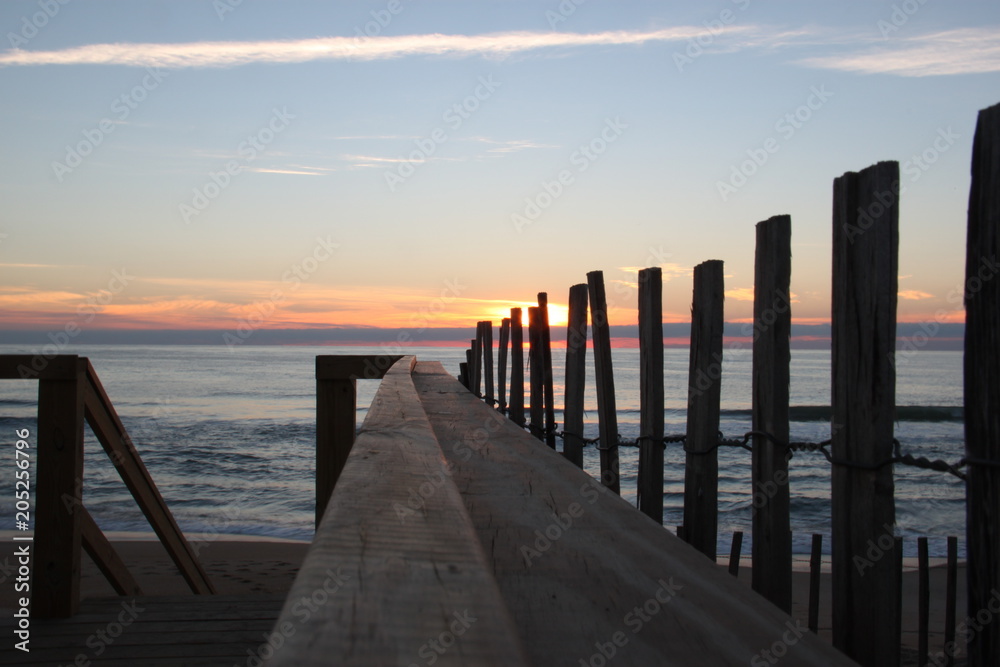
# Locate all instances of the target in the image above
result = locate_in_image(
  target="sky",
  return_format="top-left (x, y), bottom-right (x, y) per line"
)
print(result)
top-left (1, 0), bottom-right (998, 345)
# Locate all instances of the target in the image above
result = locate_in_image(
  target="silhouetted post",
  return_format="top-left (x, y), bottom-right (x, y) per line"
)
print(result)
top-left (587, 270), bottom-right (620, 493)
top-left (946, 535), bottom-right (958, 667)
top-left (528, 306), bottom-right (544, 441)
top-left (563, 284), bottom-right (588, 468)
top-left (752, 215), bottom-right (793, 613)
top-left (538, 293), bottom-right (557, 448)
top-left (728, 531), bottom-right (743, 578)
top-left (33, 357), bottom-right (85, 617)
top-left (498, 318), bottom-right (510, 413)
top-left (918, 536), bottom-right (929, 666)
top-left (831, 160), bottom-right (900, 667)
top-left (638, 267), bottom-right (664, 523)
top-left (963, 102), bottom-right (1000, 667)
top-left (509, 308), bottom-right (525, 427)
top-left (809, 534), bottom-right (823, 633)
top-left (471, 334), bottom-right (482, 398)
top-left (684, 260), bottom-right (724, 561)
top-left (482, 321), bottom-right (494, 407)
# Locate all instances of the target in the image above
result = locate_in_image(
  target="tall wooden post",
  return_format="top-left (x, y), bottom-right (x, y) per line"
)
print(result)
top-left (684, 260), bottom-right (724, 561)
top-left (509, 308), bottom-right (525, 427)
top-left (528, 306), bottom-right (544, 441)
top-left (471, 334), bottom-right (482, 398)
top-left (587, 270), bottom-right (620, 493)
top-left (482, 321), bottom-right (495, 407)
top-left (563, 284), bottom-right (589, 468)
top-left (498, 318), bottom-right (510, 413)
top-left (638, 267), bottom-right (664, 523)
top-left (963, 102), bottom-right (1000, 667)
top-left (33, 357), bottom-right (85, 618)
top-left (752, 215), bottom-right (793, 612)
top-left (538, 293), bottom-right (557, 448)
top-left (831, 160), bottom-right (900, 667)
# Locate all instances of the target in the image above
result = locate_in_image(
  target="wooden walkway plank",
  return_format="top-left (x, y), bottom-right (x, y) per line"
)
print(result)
top-left (266, 357), bottom-right (529, 666)
top-left (412, 361), bottom-right (854, 667)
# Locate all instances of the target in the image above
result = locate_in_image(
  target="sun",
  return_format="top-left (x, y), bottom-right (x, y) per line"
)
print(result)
top-left (490, 302), bottom-right (568, 329)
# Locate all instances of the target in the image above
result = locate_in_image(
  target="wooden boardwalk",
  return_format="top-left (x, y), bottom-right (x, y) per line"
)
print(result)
top-left (1, 594), bottom-right (285, 666)
top-left (268, 357), bottom-right (856, 666)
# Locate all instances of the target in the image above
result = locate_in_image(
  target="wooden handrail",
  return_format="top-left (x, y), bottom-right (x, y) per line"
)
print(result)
top-left (2, 354), bottom-right (214, 618)
top-left (269, 355), bottom-right (529, 665)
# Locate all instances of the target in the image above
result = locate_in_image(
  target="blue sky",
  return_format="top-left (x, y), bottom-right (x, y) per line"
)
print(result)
top-left (1, 0), bottom-right (998, 339)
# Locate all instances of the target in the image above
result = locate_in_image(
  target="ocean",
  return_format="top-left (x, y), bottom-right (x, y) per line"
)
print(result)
top-left (0, 344), bottom-right (967, 558)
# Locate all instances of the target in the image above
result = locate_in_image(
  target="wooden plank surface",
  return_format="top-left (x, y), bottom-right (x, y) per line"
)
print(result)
top-left (267, 356), bottom-right (529, 666)
top-left (413, 361), bottom-right (856, 667)
top-left (0, 594), bottom-right (285, 666)
top-left (0, 354), bottom-right (80, 380)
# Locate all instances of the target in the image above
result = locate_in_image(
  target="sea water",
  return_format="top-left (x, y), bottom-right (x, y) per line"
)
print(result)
top-left (0, 344), bottom-right (966, 557)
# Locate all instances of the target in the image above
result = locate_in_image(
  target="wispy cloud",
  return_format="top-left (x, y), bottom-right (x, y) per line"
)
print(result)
top-left (799, 27), bottom-right (1000, 77)
top-left (899, 289), bottom-right (934, 300)
top-left (0, 28), bottom-right (721, 69)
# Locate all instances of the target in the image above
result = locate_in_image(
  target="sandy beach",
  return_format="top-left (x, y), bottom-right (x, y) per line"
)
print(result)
top-left (0, 533), bottom-right (969, 666)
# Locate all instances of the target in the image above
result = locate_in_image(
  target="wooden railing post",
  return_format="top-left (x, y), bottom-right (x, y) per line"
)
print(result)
top-left (528, 307), bottom-right (544, 441)
top-left (498, 317), bottom-right (510, 413)
top-left (684, 260), bottom-right (724, 561)
top-left (638, 267), bottom-right (664, 523)
top-left (563, 284), bottom-right (589, 468)
top-left (33, 356), bottom-right (85, 618)
top-left (587, 270), bottom-right (620, 493)
top-left (509, 308), bottom-right (525, 427)
top-left (831, 160), bottom-right (900, 666)
top-left (751, 215), bottom-right (793, 612)
top-left (316, 355), bottom-right (402, 528)
top-left (538, 293), bottom-right (557, 448)
top-left (963, 101), bottom-right (1000, 667)
top-left (482, 321), bottom-right (495, 407)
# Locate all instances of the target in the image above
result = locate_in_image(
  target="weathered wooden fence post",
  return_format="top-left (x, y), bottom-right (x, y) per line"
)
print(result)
top-left (638, 267), bottom-right (664, 523)
top-left (538, 293), bottom-right (557, 448)
top-left (472, 332), bottom-right (482, 398)
top-left (482, 321), bottom-right (495, 407)
top-left (587, 270), bottom-right (620, 493)
top-left (528, 306), bottom-right (545, 441)
top-left (963, 101), bottom-right (1000, 667)
top-left (752, 215), bottom-right (793, 613)
top-left (684, 260), bottom-right (724, 561)
top-left (33, 356), bottom-right (86, 617)
top-left (498, 317), bottom-right (510, 413)
top-left (563, 284), bottom-right (589, 468)
top-left (510, 307), bottom-right (525, 427)
top-left (831, 160), bottom-right (900, 667)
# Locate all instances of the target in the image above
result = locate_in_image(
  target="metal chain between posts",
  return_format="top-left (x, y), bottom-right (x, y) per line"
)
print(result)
top-left (515, 418), bottom-right (977, 482)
